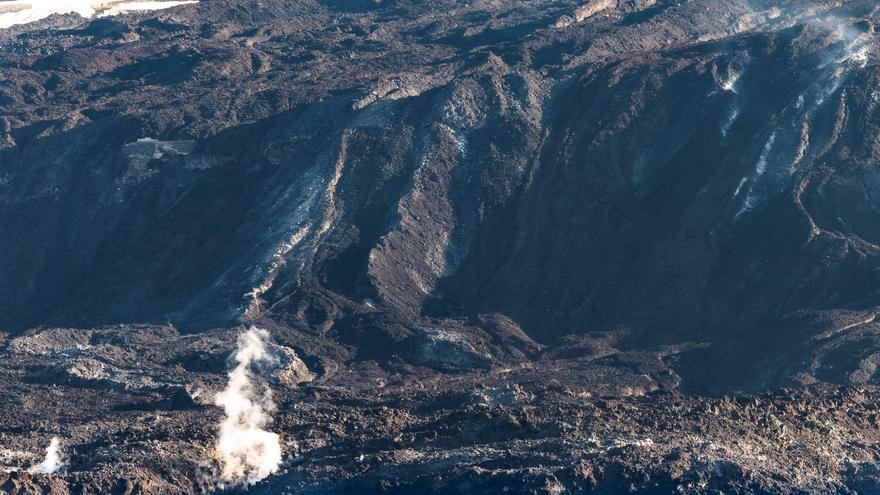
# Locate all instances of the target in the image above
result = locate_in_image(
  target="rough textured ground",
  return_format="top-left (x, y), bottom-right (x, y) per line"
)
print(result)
top-left (3, 324), bottom-right (880, 494)
top-left (3, 0), bottom-right (880, 493)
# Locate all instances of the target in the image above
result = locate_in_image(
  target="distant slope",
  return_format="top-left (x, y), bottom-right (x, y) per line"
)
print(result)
top-left (2, 0), bottom-right (880, 392)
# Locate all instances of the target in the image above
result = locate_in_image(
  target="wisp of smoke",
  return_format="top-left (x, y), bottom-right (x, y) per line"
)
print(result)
top-left (214, 327), bottom-right (282, 486)
top-left (720, 70), bottom-right (740, 93)
top-left (28, 437), bottom-right (64, 475)
top-left (809, 14), bottom-right (875, 69)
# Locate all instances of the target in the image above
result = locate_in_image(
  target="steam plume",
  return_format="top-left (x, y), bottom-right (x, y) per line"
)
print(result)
top-left (720, 70), bottom-right (740, 93)
top-left (28, 437), bottom-right (64, 474)
top-left (214, 327), bottom-right (282, 486)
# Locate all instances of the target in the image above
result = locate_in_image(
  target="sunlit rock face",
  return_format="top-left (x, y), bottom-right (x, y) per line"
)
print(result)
top-left (0, 0), bottom-right (197, 28)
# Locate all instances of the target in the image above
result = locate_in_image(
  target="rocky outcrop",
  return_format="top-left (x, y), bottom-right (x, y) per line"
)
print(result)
top-left (555, 0), bottom-right (617, 28)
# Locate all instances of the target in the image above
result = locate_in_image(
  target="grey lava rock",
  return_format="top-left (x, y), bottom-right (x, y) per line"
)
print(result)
top-left (2, 0), bottom-right (880, 493)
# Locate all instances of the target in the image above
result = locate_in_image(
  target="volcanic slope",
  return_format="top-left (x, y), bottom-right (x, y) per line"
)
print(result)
top-left (3, 0), bottom-right (880, 492)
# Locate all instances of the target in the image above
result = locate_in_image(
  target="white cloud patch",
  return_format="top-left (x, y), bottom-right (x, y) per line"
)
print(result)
top-left (0, 0), bottom-right (198, 29)
top-left (214, 327), bottom-right (282, 486)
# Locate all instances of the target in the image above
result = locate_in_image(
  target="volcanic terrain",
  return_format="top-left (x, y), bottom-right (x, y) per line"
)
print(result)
top-left (3, 0), bottom-right (880, 493)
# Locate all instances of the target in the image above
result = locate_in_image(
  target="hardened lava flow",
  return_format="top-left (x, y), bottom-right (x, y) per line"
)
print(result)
top-left (3, 0), bottom-right (880, 493)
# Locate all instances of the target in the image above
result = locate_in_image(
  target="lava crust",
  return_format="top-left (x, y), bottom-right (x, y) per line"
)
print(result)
top-left (3, 0), bottom-right (880, 493)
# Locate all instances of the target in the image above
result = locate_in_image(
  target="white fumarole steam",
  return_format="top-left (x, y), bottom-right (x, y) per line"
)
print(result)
top-left (214, 327), bottom-right (282, 486)
top-left (720, 70), bottom-right (740, 93)
top-left (28, 437), bottom-right (64, 474)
